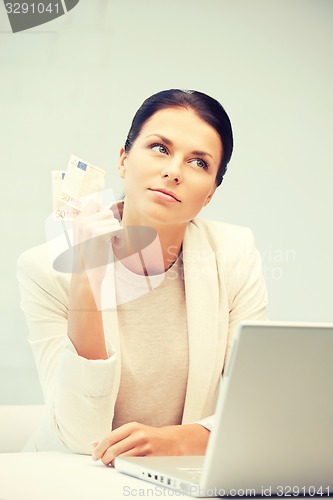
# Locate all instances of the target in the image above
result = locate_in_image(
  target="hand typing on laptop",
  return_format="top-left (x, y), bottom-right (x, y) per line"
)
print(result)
top-left (92, 422), bottom-right (210, 466)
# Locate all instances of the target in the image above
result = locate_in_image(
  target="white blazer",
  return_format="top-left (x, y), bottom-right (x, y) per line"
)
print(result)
top-left (17, 216), bottom-right (268, 453)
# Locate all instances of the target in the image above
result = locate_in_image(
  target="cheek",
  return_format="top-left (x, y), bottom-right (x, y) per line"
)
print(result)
top-left (128, 154), bottom-right (158, 183)
top-left (122, 158), bottom-right (148, 188)
top-left (186, 192), bottom-right (209, 212)
top-left (192, 182), bottom-right (215, 202)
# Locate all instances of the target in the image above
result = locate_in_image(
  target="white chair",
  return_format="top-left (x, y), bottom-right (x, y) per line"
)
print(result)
top-left (0, 405), bottom-right (46, 452)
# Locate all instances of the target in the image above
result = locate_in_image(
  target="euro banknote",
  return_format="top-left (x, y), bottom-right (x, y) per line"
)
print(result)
top-left (52, 170), bottom-right (80, 220)
top-left (52, 154), bottom-right (106, 220)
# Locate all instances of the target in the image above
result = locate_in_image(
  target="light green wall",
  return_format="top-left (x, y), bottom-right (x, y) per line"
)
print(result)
top-left (1, 0), bottom-right (332, 403)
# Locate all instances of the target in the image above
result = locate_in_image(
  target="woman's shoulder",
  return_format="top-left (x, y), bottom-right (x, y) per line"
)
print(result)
top-left (18, 242), bottom-right (53, 275)
top-left (17, 242), bottom-right (70, 295)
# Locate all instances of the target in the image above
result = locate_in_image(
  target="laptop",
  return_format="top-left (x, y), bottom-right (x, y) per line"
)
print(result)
top-left (115, 321), bottom-right (333, 497)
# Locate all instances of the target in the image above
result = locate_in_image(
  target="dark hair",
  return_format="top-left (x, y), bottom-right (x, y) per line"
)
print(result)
top-left (124, 89), bottom-right (233, 186)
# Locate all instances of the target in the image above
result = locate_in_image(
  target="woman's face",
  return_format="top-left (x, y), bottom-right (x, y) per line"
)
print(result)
top-left (117, 106), bottom-right (222, 228)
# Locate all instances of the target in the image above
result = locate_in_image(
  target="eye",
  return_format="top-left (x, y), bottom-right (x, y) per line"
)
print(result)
top-left (150, 143), bottom-right (169, 155)
top-left (190, 158), bottom-right (209, 170)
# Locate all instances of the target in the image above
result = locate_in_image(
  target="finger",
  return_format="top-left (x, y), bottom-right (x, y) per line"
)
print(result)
top-left (85, 207), bottom-right (117, 222)
top-left (98, 424), bottom-right (154, 466)
top-left (99, 434), bottom-right (147, 466)
top-left (84, 219), bottom-right (121, 235)
top-left (76, 208), bottom-right (113, 227)
top-left (82, 212), bottom-right (122, 233)
top-left (83, 225), bottom-right (123, 244)
top-left (79, 199), bottom-right (105, 215)
top-left (92, 427), bottom-right (131, 461)
top-left (75, 218), bottom-right (122, 245)
top-left (92, 422), bottom-right (140, 460)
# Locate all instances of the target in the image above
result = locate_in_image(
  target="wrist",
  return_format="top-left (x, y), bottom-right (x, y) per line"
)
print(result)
top-left (164, 424), bottom-right (210, 455)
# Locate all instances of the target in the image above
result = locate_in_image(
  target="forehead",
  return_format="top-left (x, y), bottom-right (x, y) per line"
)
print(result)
top-left (138, 107), bottom-right (223, 160)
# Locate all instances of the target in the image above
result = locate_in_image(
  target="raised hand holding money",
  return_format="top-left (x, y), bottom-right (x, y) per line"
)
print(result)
top-left (72, 198), bottom-right (122, 278)
top-left (50, 154), bottom-right (157, 306)
top-left (50, 154), bottom-right (128, 280)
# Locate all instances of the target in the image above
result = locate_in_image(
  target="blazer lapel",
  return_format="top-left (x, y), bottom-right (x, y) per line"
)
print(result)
top-left (101, 261), bottom-right (122, 403)
top-left (181, 221), bottom-right (219, 423)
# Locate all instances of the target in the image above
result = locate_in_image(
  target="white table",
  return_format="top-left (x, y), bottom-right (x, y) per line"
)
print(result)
top-left (0, 452), bottom-right (195, 500)
top-left (0, 452), bottom-right (326, 500)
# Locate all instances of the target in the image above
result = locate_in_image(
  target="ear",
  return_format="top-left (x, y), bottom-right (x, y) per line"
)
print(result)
top-left (117, 147), bottom-right (127, 179)
top-left (203, 185), bottom-right (216, 207)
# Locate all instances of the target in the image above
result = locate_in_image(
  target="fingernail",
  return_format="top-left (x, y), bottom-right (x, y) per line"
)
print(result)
top-left (91, 441), bottom-right (99, 447)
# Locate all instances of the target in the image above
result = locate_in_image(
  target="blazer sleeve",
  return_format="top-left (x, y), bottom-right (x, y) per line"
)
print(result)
top-left (222, 226), bottom-right (268, 367)
top-left (17, 245), bottom-right (118, 454)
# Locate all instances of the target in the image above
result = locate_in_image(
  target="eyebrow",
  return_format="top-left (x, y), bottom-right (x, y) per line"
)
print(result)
top-left (145, 134), bottom-right (215, 161)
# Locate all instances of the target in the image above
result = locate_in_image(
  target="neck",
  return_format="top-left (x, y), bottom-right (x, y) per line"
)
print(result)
top-left (112, 204), bottom-right (186, 275)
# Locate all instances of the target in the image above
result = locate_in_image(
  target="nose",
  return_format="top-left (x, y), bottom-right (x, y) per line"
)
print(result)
top-left (161, 157), bottom-right (183, 183)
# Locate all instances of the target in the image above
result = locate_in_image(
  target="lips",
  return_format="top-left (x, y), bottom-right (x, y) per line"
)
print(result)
top-left (149, 188), bottom-right (181, 202)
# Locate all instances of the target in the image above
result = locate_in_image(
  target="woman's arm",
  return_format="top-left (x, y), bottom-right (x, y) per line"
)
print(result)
top-left (92, 422), bottom-right (210, 466)
top-left (17, 202), bottom-right (122, 453)
top-left (223, 227), bottom-right (268, 365)
top-left (67, 272), bottom-right (107, 360)
top-left (67, 200), bottom-right (122, 359)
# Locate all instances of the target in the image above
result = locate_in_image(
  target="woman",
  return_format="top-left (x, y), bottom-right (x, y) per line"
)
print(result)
top-left (17, 89), bottom-right (268, 463)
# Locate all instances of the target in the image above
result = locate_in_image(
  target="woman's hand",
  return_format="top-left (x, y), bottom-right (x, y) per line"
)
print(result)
top-left (92, 422), bottom-right (210, 466)
top-left (73, 199), bottom-right (122, 278)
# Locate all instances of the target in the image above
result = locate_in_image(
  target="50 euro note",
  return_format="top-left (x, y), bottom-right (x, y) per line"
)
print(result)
top-left (52, 154), bottom-right (106, 220)
top-left (52, 170), bottom-right (80, 220)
